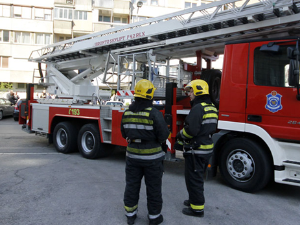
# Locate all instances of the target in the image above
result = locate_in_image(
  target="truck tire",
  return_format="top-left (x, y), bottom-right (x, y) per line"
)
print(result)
top-left (78, 123), bottom-right (111, 159)
top-left (219, 138), bottom-right (272, 192)
top-left (53, 122), bottom-right (78, 154)
top-left (201, 69), bottom-right (221, 108)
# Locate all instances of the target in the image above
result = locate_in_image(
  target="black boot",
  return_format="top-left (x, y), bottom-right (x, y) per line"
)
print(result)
top-left (126, 214), bottom-right (137, 225)
top-left (182, 207), bottom-right (204, 217)
top-left (183, 200), bottom-right (190, 206)
top-left (149, 214), bottom-right (163, 225)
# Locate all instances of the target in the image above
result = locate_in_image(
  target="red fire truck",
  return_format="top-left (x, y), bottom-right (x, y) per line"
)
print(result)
top-left (19, 0), bottom-right (300, 192)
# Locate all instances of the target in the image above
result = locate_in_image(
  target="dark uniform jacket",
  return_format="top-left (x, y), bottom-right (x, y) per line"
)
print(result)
top-left (121, 98), bottom-right (170, 161)
top-left (180, 95), bottom-right (218, 155)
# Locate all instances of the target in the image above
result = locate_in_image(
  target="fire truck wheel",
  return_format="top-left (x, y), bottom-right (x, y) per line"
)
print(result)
top-left (201, 69), bottom-right (221, 108)
top-left (53, 122), bottom-right (78, 154)
top-left (219, 138), bottom-right (272, 193)
top-left (78, 123), bottom-right (110, 159)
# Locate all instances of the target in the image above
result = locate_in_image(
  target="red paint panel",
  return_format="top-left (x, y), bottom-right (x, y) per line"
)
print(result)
top-left (218, 112), bottom-right (247, 123)
top-left (219, 43), bottom-right (249, 123)
top-left (246, 40), bottom-right (300, 141)
top-left (48, 106), bottom-right (100, 133)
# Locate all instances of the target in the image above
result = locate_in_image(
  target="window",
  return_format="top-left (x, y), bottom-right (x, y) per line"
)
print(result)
top-left (185, 1), bottom-right (197, 8)
top-left (113, 16), bottom-right (128, 24)
top-left (0, 5), bottom-right (11, 17)
top-left (132, 16), bottom-right (147, 23)
top-left (254, 45), bottom-right (292, 87)
top-left (132, 0), bottom-right (148, 5)
top-left (74, 10), bottom-right (87, 20)
top-left (158, 0), bottom-right (165, 6)
top-left (35, 33), bottom-right (51, 45)
top-left (140, 0), bottom-right (148, 4)
top-left (0, 30), bottom-right (10, 42)
top-left (13, 6), bottom-right (31, 19)
top-left (0, 56), bottom-right (9, 68)
top-left (14, 6), bottom-right (22, 18)
top-left (56, 36), bottom-right (72, 43)
top-left (44, 9), bottom-right (51, 20)
top-left (151, 0), bottom-right (158, 5)
top-left (14, 32), bottom-right (31, 44)
top-left (99, 10), bottom-right (111, 22)
top-left (22, 7), bottom-right (31, 19)
top-left (35, 8), bottom-right (52, 20)
top-left (18, 83), bottom-right (26, 89)
top-left (54, 7), bottom-right (72, 20)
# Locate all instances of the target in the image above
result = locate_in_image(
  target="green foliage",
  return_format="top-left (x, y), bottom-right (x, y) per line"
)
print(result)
top-left (0, 82), bottom-right (13, 91)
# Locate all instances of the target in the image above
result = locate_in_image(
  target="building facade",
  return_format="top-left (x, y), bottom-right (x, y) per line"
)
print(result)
top-left (0, 0), bottom-right (209, 97)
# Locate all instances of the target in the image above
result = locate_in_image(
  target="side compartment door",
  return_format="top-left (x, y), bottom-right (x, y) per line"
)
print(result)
top-left (246, 41), bottom-right (300, 141)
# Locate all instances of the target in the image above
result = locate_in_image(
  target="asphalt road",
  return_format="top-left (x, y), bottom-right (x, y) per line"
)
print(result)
top-left (0, 117), bottom-right (300, 225)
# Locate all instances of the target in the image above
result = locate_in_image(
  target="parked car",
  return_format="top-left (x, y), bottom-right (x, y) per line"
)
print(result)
top-left (13, 99), bottom-right (24, 121)
top-left (0, 98), bottom-right (14, 120)
top-left (105, 101), bottom-right (123, 106)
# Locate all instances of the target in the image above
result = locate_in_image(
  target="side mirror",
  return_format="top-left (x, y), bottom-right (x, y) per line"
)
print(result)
top-left (288, 59), bottom-right (299, 86)
top-left (287, 47), bottom-right (299, 59)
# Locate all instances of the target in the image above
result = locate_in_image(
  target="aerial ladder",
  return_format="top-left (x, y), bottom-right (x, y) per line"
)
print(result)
top-left (28, 0), bottom-right (300, 102)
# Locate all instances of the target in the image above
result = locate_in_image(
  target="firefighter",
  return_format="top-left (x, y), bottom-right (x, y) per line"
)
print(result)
top-left (121, 79), bottom-right (170, 225)
top-left (175, 79), bottom-right (218, 217)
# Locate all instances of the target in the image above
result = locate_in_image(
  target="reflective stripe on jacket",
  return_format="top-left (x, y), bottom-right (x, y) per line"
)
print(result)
top-left (181, 100), bottom-right (218, 154)
top-left (121, 106), bottom-right (170, 160)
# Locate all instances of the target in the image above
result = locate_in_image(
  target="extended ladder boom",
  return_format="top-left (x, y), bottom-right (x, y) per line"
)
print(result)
top-left (29, 0), bottom-right (300, 63)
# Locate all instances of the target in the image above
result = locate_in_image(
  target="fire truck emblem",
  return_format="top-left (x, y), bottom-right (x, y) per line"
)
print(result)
top-left (265, 91), bottom-right (282, 113)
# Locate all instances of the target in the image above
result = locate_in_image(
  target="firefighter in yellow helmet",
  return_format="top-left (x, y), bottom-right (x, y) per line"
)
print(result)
top-left (121, 79), bottom-right (170, 225)
top-left (175, 79), bottom-right (218, 217)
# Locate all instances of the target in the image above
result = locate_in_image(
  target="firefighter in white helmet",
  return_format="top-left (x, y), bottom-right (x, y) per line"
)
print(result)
top-left (121, 79), bottom-right (170, 225)
top-left (175, 79), bottom-right (218, 217)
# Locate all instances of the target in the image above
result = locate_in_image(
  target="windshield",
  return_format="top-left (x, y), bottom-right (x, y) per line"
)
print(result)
top-left (254, 45), bottom-right (299, 87)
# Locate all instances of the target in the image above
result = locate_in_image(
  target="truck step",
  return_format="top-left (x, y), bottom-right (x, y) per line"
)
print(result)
top-left (103, 140), bottom-right (112, 144)
top-left (283, 160), bottom-right (300, 169)
top-left (282, 178), bottom-right (300, 184)
top-left (104, 117), bottom-right (112, 121)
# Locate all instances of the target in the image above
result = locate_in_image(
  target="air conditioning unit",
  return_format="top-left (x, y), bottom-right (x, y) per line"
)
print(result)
top-left (66, 0), bottom-right (73, 4)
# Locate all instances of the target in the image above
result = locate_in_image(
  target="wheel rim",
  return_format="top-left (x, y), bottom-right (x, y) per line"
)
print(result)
top-left (81, 131), bottom-right (95, 154)
top-left (56, 128), bottom-right (68, 148)
top-left (226, 149), bottom-right (255, 182)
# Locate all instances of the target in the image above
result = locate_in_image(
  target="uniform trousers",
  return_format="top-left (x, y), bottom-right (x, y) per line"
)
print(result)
top-left (183, 153), bottom-right (211, 207)
top-left (124, 157), bottom-right (164, 215)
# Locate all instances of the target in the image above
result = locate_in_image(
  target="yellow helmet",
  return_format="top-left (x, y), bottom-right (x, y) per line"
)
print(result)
top-left (184, 79), bottom-right (209, 96)
top-left (134, 79), bottom-right (156, 100)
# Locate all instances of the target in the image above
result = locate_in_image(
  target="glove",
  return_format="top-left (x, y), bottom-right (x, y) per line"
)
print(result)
top-left (176, 130), bottom-right (183, 141)
top-left (174, 140), bottom-right (184, 151)
top-left (161, 142), bottom-right (168, 153)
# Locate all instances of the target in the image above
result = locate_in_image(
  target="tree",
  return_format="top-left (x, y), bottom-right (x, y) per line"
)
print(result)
top-left (0, 82), bottom-right (13, 91)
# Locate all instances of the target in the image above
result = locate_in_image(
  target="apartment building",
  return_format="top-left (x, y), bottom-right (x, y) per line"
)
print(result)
top-left (0, 0), bottom-right (204, 97)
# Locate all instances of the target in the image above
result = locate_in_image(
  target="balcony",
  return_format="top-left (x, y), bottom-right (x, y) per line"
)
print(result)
top-left (93, 23), bottom-right (113, 32)
top-left (94, 0), bottom-right (113, 9)
top-left (54, 20), bottom-right (72, 35)
top-left (114, 0), bottom-right (130, 14)
top-left (54, 0), bottom-right (74, 5)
